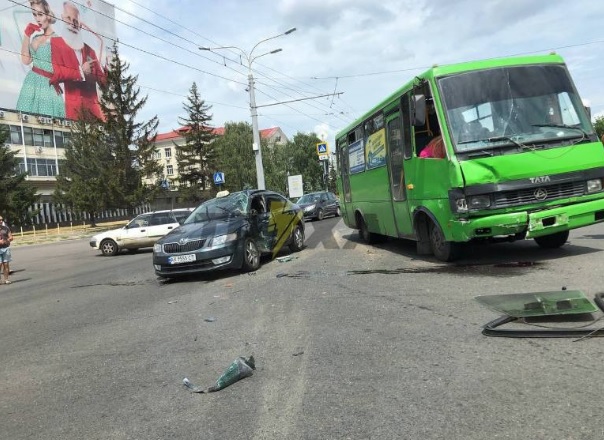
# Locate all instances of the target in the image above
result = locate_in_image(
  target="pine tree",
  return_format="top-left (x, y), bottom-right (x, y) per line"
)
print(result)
top-left (175, 83), bottom-right (218, 202)
top-left (0, 127), bottom-right (38, 227)
top-left (99, 43), bottom-right (162, 212)
top-left (53, 111), bottom-right (112, 226)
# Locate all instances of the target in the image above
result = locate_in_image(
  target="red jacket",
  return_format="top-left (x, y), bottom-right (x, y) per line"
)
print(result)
top-left (50, 37), bottom-right (106, 120)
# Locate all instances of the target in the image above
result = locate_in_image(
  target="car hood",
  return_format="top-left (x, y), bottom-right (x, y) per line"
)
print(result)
top-left (157, 218), bottom-right (246, 244)
top-left (297, 202), bottom-right (316, 209)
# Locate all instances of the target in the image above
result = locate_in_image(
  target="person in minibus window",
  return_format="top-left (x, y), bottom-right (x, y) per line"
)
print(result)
top-left (419, 135), bottom-right (446, 159)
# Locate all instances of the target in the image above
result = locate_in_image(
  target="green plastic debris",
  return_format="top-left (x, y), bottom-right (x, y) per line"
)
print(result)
top-left (183, 355), bottom-right (255, 393)
top-left (475, 290), bottom-right (597, 318)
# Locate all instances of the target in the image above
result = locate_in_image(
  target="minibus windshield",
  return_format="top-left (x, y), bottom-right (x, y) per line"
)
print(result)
top-left (438, 64), bottom-right (595, 155)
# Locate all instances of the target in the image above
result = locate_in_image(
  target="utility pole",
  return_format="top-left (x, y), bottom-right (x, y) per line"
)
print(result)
top-left (200, 28), bottom-right (297, 190)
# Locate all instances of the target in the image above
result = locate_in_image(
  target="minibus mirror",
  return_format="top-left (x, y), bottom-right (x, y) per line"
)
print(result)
top-left (413, 94), bottom-right (426, 126)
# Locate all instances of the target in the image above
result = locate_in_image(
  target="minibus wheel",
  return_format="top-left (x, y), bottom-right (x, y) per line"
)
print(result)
top-left (430, 222), bottom-right (460, 262)
top-left (357, 214), bottom-right (377, 244)
top-left (533, 230), bottom-right (569, 249)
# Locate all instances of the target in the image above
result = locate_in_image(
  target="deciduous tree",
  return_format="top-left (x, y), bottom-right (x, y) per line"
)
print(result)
top-left (214, 122), bottom-right (256, 192)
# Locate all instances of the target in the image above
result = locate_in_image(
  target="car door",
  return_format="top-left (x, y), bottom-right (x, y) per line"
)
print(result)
top-left (121, 214), bottom-right (152, 248)
top-left (325, 192), bottom-right (338, 216)
top-left (250, 194), bottom-right (272, 252)
top-left (266, 193), bottom-right (300, 254)
top-left (146, 212), bottom-right (179, 246)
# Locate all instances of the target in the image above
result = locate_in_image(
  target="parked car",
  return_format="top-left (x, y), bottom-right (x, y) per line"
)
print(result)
top-left (90, 208), bottom-right (193, 256)
top-left (296, 191), bottom-right (340, 220)
top-left (152, 190), bottom-right (305, 278)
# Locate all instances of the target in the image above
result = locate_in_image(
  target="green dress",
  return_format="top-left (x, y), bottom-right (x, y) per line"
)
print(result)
top-left (16, 35), bottom-right (65, 118)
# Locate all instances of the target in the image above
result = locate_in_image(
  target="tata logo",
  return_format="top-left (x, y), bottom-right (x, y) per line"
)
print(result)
top-left (530, 176), bottom-right (551, 184)
top-left (534, 188), bottom-right (548, 201)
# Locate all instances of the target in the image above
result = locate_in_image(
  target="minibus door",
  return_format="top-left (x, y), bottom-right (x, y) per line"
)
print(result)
top-left (386, 112), bottom-right (413, 236)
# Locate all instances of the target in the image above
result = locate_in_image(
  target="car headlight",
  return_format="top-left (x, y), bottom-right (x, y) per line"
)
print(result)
top-left (587, 179), bottom-right (603, 193)
top-left (207, 233), bottom-right (237, 249)
top-left (304, 204), bottom-right (316, 212)
top-left (153, 243), bottom-right (163, 253)
top-left (467, 195), bottom-right (491, 210)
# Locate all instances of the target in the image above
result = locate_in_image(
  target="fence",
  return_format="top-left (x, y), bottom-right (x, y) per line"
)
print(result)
top-left (22, 202), bottom-right (151, 230)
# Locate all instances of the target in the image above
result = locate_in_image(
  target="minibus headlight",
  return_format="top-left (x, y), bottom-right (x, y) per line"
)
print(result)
top-left (587, 179), bottom-right (603, 193)
top-left (454, 197), bottom-right (468, 213)
top-left (468, 195), bottom-right (491, 210)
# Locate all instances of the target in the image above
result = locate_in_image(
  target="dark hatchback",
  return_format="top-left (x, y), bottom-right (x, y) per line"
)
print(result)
top-left (152, 190), bottom-right (305, 278)
top-left (296, 191), bottom-right (340, 220)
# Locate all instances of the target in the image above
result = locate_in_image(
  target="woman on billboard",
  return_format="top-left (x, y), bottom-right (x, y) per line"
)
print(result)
top-left (16, 0), bottom-right (65, 118)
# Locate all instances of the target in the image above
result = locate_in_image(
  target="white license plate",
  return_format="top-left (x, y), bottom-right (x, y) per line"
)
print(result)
top-left (168, 254), bottom-right (196, 264)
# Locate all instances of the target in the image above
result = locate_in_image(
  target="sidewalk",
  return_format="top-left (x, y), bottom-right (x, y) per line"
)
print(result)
top-left (10, 220), bottom-right (126, 247)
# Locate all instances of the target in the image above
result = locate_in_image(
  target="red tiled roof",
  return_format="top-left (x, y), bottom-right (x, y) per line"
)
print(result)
top-left (155, 126), bottom-right (278, 142)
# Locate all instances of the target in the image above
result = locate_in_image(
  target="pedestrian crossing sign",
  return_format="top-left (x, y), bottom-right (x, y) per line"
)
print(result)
top-left (316, 142), bottom-right (328, 156)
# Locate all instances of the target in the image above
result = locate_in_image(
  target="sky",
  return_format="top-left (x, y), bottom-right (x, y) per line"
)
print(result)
top-left (111, 0), bottom-right (603, 148)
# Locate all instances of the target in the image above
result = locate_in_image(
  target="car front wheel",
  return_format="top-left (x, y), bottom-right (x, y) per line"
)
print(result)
top-left (289, 225), bottom-right (305, 252)
top-left (241, 238), bottom-right (260, 272)
top-left (100, 239), bottom-right (119, 256)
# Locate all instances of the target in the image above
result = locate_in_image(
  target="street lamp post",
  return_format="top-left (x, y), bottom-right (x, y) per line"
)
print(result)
top-left (200, 28), bottom-right (296, 190)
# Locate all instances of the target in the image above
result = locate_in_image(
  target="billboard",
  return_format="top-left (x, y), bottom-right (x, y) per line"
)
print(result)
top-left (0, 0), bottom-right (116, 120)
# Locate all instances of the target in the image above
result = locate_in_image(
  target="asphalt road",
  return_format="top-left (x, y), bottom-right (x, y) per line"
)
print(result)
top-left (2, 217), bottom-right (604, 439)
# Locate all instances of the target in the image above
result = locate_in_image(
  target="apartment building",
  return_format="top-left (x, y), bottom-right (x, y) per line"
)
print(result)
top-left (1, 108), bottom-right (72, 200)
top-left (153, 125), bottom-right (289, 188)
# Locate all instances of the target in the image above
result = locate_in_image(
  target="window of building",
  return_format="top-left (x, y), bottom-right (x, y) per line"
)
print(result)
top-left (23, 126), bottom-right (34, 145)
top-left (164, 148), bottom-right (172, 158)
top-left (54, 130), bottom-right (67, 148)
top-left (33, 128), bottom-right (44, 147)
top-left (10, 125), bottom-right (22, 144)
top-left (153, 150), bottom-right (161, 160)
top-left (21, 158), bottom-right (59, 176)
top-left (166, 165), bottom-right (174, 175)
top-left (44, 129), bottom-right (53, 148)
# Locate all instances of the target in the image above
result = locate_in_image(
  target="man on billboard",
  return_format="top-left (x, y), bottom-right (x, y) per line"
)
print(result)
top-left (49, 1), bottom-right (106, 120)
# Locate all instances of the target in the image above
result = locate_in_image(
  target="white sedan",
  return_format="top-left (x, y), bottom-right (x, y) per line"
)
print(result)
top-left (90, 209), bottom-right (193, 256)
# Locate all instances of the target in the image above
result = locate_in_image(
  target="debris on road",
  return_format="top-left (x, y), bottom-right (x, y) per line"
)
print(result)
top-left (476, 290), bottom-right (604, 338)
top-left (276, 255), bottom-right (297, 263)
top-left (204, 316), bottom-right (216, 322)
top-left (183, 355), bottom-right (256, 393)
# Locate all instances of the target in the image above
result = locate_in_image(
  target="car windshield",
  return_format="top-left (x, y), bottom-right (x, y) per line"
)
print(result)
top-left (297, 194), bottom-right (321, 204)
top-left (126, 214), bottom-right (150, 228)
top-left (438, 64), bottom-right (595, 156)
top-left (184, 192), bottom-right (249, 224)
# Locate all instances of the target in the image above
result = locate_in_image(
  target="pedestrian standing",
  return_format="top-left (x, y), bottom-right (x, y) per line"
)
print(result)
top-left (0, 215), bottom-right (13, 284)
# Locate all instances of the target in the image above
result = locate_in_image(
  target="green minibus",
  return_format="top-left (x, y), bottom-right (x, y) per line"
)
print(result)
top-left (336, 54), bottom-right (604, 261)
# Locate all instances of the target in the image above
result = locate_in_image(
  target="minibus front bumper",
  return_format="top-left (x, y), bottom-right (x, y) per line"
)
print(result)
top-left (450, 198), bottom-right (604, 241)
